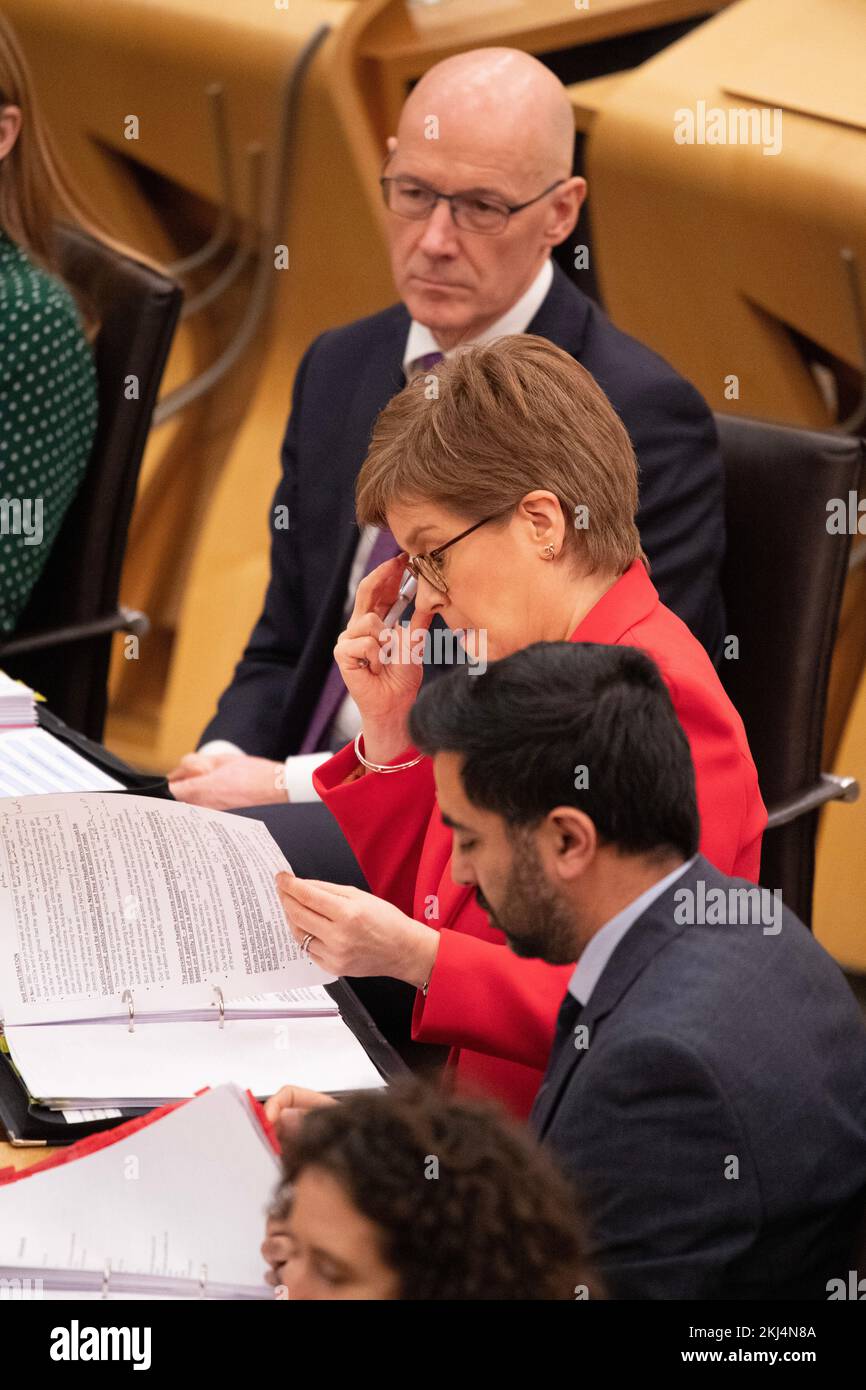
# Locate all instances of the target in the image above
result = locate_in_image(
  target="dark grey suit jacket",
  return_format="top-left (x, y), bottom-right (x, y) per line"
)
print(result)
top-left (531, 855), bottom-right (866, 1300)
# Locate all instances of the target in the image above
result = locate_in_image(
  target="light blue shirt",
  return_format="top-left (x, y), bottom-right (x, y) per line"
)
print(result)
top-left (568, 856), bottom-right (698, 1007)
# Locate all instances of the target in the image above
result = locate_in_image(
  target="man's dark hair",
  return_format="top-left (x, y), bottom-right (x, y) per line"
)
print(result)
top-left (409, 641), bottom-right (699, 860)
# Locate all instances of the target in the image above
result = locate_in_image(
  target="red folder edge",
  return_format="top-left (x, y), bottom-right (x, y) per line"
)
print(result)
top-left (0, 1087), bottom-right (280, 1187)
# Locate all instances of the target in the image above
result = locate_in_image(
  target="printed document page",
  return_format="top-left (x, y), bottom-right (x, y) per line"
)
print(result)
top-left (0, 728), bottom-right (124, 794)
top-left (0, 793), bottom-right (334, 1026)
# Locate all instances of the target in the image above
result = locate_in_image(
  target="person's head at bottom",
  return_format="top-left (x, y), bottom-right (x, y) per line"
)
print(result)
top-left (264, 1080), bottom-right (597, 1300)
top-left (409, 640), bottom-right (700, 964)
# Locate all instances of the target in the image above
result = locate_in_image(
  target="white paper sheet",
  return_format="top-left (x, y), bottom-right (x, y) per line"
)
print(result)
top-left (0, 671), bottom-right (37, 726)
top-left (0, 792), bottom-right (334, 1026)
top-left (0, 1084), bottom-right (279, 1296)
top-left (62, 1107), bottom-right (123, 1124)
top-left (7, 1014), bottom-right (386, 1105)
top-left (0, 728), bottom-right (123, 794)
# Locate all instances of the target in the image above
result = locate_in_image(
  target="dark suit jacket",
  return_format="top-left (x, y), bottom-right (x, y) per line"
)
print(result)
top-left (531, 855), bottom-right (866, 1300)
top-left (201, 266), bottom-right (725, 755)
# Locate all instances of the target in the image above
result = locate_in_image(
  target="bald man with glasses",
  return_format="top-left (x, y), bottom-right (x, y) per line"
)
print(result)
top-left (169, 49), bottom-right (726, 961)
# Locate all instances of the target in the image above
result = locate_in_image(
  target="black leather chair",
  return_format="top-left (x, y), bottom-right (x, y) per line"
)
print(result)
top-left (0, 225), bottom-right (182, 741)
top-left (717, 414), bottom-right (863, 927)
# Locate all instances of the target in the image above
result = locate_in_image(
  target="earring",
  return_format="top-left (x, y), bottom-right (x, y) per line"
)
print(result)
top-left (542, 544), bottom-right (555, 558)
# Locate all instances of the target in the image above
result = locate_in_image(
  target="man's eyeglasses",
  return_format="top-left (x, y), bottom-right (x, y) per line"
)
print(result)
top-left (406, 507), bottom-right (513, 594)
top-left (380, 175), bottom-right (565, 236)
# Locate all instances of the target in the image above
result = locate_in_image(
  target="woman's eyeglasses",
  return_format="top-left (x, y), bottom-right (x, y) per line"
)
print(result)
top-left (406, 508), bottom-right (513, 594)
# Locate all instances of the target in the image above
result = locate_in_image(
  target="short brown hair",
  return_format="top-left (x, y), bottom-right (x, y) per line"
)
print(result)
top-left (356, 333), bottom-right (645, 577)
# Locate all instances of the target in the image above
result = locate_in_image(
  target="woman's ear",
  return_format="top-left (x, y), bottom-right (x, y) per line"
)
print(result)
top-left (0, 104), bottom-right (22, 161)
top-left (518, 490), bottom-right (567, 552)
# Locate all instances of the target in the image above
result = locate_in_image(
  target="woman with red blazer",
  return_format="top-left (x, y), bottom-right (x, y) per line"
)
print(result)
top-left (276, 336), bottom-right (766, 1120)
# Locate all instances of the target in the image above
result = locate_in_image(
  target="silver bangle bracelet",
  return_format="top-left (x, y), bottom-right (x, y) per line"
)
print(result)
top-left (354, 731), bottom-right (424, 775)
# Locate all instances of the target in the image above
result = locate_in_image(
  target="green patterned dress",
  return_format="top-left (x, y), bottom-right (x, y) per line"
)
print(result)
top-left (0, 229), bottom-right (97, 633)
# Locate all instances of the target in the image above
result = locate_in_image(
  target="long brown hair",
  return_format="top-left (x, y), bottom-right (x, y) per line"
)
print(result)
top-left (0, 14), bottom-right (141, 301)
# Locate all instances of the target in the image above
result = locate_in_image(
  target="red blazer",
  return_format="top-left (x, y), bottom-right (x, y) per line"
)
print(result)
top-left (315, 562), bottom-right (766, 1118)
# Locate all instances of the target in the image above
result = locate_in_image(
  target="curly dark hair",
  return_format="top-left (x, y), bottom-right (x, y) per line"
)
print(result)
top-left (274, 1081), bottom-right (599, 1300)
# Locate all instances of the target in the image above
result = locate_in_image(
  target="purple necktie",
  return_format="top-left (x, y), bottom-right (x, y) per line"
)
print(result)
top-left (299, 527), bottom-right (402, 753)
top-left (409, 350), bottom-right (445, 375)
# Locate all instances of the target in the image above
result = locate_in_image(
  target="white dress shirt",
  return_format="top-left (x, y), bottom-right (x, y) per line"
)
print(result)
top-left (202, 259), bottom-right (555, 800)
top-left (402, 256), bottom-right (553, 376)
top-left (568, 856), bottom-right (698, 1008)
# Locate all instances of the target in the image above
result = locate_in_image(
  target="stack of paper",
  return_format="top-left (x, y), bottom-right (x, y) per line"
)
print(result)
top-left (0, 1084), bottom-right (281, 1298)
top-left (6, 1013), bottom-right (385, 1109)
top-left (0, 726), bottom-right (124, 794)
top-left (0, 670), bottom-right (37, 726)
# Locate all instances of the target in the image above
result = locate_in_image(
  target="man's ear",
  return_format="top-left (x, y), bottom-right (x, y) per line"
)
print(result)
top-left (546, 176), bottom-right (588, 247)
top-left (546, 806), bottom-right (597, 882)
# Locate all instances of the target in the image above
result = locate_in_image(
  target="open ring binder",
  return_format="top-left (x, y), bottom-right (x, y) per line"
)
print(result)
top-left (117, 984), bottom-right (231, 1033)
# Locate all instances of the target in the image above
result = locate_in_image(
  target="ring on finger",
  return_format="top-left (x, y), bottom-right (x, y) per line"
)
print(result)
top-left (300, 932), bottom-right (314, 958)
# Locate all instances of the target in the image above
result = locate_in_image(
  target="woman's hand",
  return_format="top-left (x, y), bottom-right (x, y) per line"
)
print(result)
top-left (264, 1084), bottom-right (336, 1152)
top-left (277, 872), bottom-right (439, 986)
top-left (334, 553), bottom-right (433, 764)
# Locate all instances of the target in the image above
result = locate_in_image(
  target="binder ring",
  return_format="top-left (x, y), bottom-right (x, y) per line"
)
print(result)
top-left (122, 989), bottom-right (135, 1034)
top-left (213, 986), bottom-right (225, 1030)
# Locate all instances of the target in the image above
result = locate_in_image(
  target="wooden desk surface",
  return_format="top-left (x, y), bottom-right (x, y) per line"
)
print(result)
top-left (0, 1138), bottom-right (53, 1175)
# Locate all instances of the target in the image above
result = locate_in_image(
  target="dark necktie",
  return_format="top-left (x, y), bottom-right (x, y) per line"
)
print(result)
top-left (298, 527), bottom-right (402, 754)
top-left (530, 991), bottom-right (585, 1133)
top-left (408, 350), bottom-right (445, 375)
top-left (552, 992), bottom-right (584, 1053)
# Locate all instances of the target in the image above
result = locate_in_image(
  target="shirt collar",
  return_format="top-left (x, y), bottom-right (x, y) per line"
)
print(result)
top-left (402, 258), bottom-right (554, 377)
top-left (568, 856), bottom-right (698, 1007)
